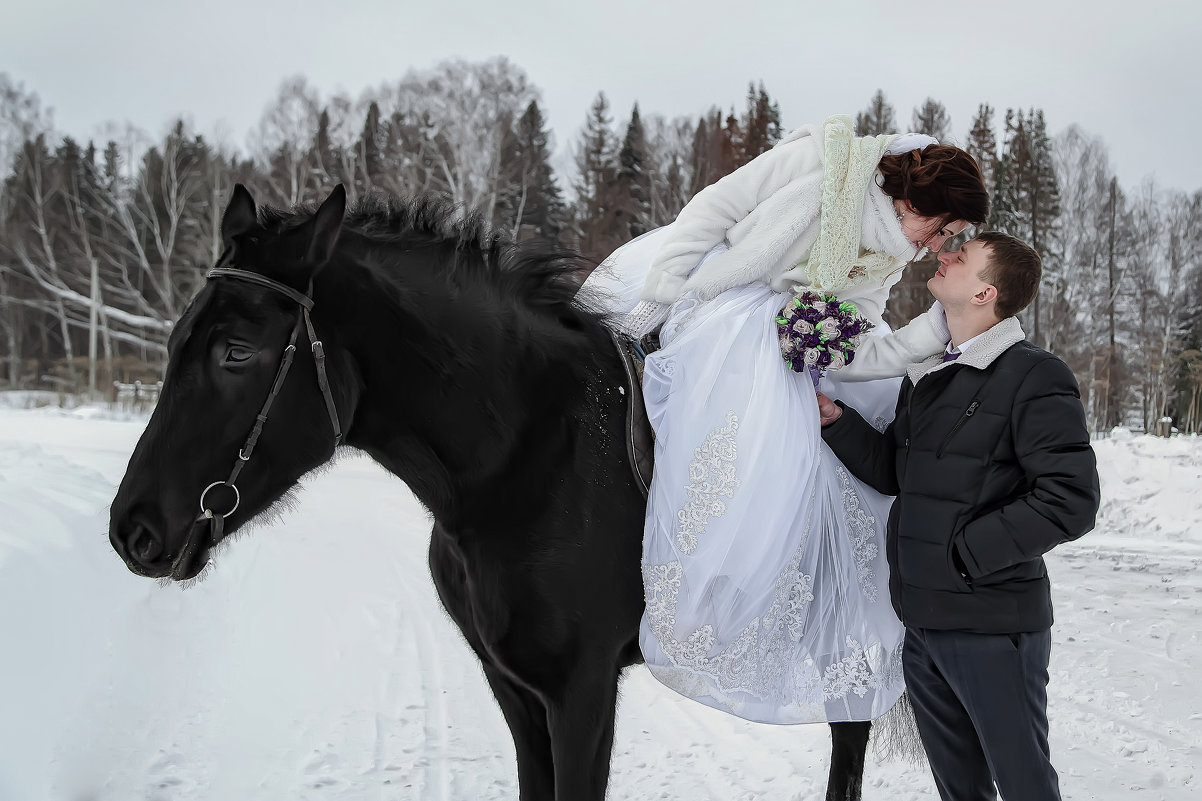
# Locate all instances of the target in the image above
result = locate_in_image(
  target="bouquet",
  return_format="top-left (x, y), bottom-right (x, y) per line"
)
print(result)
top-left (776, 291), bottom-right (875, 387)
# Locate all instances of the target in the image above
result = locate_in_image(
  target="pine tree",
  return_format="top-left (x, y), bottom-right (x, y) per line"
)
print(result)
top-left (765, 90), bottom-right (783, 146)
top-left (855, 90), bottom-right (897, 136)
top-left (615, 103), bottom-right (651, 239)
top-left (497, 100), bottom-right (567, 240)
top-left (572, 92), bottom-right (623, 260)
top-left (910, 98), bottom-right (950, 142)
top-left (357, 101), bottom-right (385, 190)
top-left (719, 111), bottom-right (742, 179)
top-left (990, 108), bottom-right (1062, 346)
top-left (1024, 110), bottom-right (1062, 349)
top-left (688, 112), bottom-right (714, 196)
top-left (740, 82), bottom-right (782, 165)
top-left (1027, 110), bottom-right (1062, 252)
top-left (989, 109), bottom-right (1023, 233)
top-left (965, 104), bottom-right (998, 211)
top-left (688, 108), bottom-right (736, 196)
top-left (102, 140), bottom-right (122, 190)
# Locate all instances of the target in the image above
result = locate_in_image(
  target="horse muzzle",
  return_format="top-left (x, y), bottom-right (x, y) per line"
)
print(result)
top-left (110, 510), bottom-right (213, 581)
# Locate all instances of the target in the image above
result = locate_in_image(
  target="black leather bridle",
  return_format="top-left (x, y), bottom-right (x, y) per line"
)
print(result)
top-left (193, 267), bottom-right (343, 545)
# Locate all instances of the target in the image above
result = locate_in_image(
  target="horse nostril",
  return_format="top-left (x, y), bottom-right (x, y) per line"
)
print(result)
top-left (126, 521), bottom-right (164, 565)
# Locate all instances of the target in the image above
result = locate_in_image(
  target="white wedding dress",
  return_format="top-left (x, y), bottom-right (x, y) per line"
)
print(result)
top-left (582, 228), bottom-right (907, 724)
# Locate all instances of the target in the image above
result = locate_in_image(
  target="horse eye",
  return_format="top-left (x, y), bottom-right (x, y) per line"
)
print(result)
top-left (224, 346), bottom-right (256, 364)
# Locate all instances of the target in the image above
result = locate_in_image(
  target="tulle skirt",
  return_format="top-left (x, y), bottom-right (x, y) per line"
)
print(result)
top-left (582, 229), bottom-right (906, 724)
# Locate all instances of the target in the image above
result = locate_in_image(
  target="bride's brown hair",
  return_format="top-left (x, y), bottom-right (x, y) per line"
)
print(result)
top-left (877, 145), bottom-right (989, 230)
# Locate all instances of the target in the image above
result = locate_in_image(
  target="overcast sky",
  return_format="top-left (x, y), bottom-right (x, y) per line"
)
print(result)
top-left (3, 0), bottom-right (1198, 192)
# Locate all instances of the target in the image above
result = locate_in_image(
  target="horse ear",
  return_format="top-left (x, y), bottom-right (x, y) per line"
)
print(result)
top-left (221, 184), bottom-right (257, 246)
top-left (306, 184), bottom-right (346, 271)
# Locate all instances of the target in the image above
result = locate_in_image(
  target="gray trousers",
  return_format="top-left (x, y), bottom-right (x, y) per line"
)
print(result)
top-left (903, 627), bottom-right (1060, 801)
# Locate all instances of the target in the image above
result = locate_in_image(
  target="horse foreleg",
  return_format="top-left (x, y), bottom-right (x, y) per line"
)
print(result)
top-left (428, 532), bottom-right (554, 799)
top-left (481, 665), bottom-right (556, 801)
top-left (825, 720), bottom-right (871, 801)
top-left (545, 667), bottom-right (621, 801)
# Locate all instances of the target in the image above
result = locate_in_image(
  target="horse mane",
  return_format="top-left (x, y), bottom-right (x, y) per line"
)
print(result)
top-left (260, 191), bottom-right (608, 337)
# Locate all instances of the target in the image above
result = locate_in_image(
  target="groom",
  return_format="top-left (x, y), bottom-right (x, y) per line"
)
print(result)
top-left (817, 231), bottom-right (1099, 800)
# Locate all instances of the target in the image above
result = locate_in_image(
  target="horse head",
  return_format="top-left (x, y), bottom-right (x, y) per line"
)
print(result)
top-left (109, 184), bottom-right (355, 580)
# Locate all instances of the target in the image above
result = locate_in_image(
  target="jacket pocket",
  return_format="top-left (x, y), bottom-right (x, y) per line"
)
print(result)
top-left (946, 539), bottom-right (973, 592)
top-left (936, 399), bottom-right (981, 458)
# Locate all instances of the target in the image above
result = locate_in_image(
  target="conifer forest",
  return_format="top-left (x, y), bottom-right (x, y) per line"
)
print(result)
top-left (2, 60), bottom-right (1200, 435)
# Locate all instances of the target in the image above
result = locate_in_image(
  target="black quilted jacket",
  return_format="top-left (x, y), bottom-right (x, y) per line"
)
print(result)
top-left (822, 327), bottom-right (1100, 633)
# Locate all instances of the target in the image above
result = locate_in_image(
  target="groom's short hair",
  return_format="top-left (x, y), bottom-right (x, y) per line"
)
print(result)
top-left (975, 232), bottom-right (1042, 319)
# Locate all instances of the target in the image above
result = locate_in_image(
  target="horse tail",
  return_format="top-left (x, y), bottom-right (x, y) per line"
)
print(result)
top-left (870, 692), bottom-right (927, 765)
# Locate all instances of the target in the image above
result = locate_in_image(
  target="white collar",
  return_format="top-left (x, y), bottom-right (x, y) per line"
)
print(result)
top-left (908, 317), bottom-right (1027, 384)
top-left (861, 175), bottom-right (926, 264)
top-left (948, 330), bottom-right (986, 356)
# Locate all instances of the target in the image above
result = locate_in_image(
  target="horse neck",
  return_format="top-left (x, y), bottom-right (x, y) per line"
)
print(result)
top-left (326, 254), bottom-right (614, 523)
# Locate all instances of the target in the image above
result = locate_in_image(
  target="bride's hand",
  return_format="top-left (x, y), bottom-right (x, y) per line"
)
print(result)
top-left (815, 392), bottom-right (842, 426)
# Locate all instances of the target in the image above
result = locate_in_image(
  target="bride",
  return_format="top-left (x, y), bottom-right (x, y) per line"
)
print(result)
top-left (580, 115), bottom-right (988, 724)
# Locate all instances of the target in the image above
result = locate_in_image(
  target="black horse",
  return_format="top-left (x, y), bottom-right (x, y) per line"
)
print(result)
top-left (108, 184), bottom-right (874, 800)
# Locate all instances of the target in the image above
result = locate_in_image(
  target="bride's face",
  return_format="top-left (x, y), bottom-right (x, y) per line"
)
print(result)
top-left (897, 204), bottom-right (969, 255)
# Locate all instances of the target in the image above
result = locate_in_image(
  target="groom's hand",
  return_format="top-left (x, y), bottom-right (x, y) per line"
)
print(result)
top-left (816, 392), bottom-right (842, 426)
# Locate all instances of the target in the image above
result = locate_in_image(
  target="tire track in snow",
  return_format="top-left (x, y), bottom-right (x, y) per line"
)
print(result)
top-left (387, 540), bottom-right (452, 801)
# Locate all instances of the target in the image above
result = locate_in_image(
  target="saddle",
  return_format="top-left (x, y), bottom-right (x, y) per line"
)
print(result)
top-left (610, 330), bottom-right (660, 498)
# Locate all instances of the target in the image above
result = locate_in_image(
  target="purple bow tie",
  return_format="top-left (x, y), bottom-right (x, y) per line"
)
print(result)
top-left (942, 349), bottom-right (961, 362)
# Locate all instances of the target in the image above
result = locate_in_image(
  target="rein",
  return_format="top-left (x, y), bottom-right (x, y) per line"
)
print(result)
top-left (193, 267), bottom-right (342, 547)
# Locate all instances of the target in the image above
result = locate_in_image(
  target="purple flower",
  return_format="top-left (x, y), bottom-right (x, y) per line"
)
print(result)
top-left (776, 291), bottom-right (876, 379)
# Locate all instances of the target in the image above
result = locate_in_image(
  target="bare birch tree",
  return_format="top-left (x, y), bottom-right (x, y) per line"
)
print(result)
top-left (1053, 125), bottom-right (1115, 430)
top-left (375, 57), bottom-right (539, 217)
top-left (251, 76), bottom-right (322, 207)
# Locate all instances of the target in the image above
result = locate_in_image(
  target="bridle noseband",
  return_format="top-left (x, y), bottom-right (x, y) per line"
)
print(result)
top-left (194, 267), bottom-right (343, 545)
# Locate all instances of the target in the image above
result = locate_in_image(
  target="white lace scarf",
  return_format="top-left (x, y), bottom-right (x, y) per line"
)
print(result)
top-left (800, 123), bottom-right (929, 295)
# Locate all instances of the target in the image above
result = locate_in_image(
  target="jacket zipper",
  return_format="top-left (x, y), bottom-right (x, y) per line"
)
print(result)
top-left (903, 380), bottom-right (934, 450)
top-left (936, 400), bottom-right (980, 457)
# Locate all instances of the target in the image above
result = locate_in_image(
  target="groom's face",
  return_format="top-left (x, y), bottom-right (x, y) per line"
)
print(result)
top-left (928, 240), bottom-right (994, 306)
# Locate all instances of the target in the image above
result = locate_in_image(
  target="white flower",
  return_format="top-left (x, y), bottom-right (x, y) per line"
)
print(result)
top-left (828, 351), bottom-right (847, 370)
top-left (809, 301), bottom-right (828, 316)
top-left (792, 319), bottom-right (815, 335)
top-left (818, 317), bottom-right (841, 336)
top-left (803, 348), bottom-right (821, 365)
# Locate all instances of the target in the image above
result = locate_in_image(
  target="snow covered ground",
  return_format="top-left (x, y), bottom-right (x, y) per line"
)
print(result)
top-left (0, 402), bottom-right (1198, 800)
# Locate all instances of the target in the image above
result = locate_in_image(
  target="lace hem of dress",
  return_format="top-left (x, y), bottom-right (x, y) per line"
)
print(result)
top-left (643, 501), bottom-right (903, 715)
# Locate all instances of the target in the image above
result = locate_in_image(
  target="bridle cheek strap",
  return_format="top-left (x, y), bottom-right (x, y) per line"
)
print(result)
top-left (303, 305), bottom-right (342, 445)
top-left (196, 267), bottom-right (343, 543)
